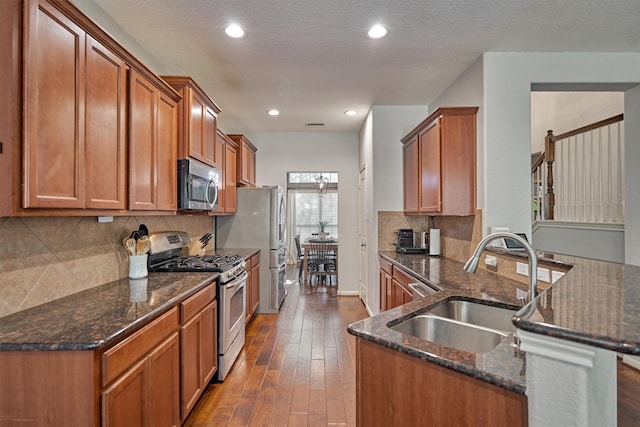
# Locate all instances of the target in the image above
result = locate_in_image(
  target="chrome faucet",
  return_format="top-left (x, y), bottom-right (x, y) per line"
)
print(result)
top-left (464, 232), bottom-right (538, 318)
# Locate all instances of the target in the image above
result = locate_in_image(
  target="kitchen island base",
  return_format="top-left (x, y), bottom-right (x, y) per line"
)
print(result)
top-left (356, 338), bottom-right (527, 427)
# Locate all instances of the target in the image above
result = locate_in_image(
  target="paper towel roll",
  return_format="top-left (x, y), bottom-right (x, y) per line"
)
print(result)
top-left (429, 229), bottom-right (440, 256)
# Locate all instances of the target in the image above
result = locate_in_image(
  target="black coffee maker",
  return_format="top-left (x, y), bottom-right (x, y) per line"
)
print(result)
top-left (395, 229), bottom-right (427, 254)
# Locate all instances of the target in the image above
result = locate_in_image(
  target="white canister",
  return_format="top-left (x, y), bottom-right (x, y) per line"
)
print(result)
top-left (429, 229), bottom-right (440, 256)
top-left (129, 254), bottom-right (149, 279)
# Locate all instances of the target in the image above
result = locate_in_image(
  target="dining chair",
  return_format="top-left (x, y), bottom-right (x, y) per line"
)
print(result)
top-left (306, 241), bottom-right (337, 285)
top-left (294, 234), bottom-right (305, 281)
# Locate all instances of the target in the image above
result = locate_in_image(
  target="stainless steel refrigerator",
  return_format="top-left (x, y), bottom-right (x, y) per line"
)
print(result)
top-left (216, 186), bottom-right (287, 313)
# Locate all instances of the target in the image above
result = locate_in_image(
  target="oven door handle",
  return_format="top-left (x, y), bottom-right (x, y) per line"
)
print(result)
top-left (224, 271), bottom-right (248, 290)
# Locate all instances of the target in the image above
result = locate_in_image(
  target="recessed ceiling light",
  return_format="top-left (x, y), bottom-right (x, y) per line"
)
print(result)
top-left (344, 110), bottom-right (357, 116)
top-left (225, 24), bottom-right (246, 38)
top-left (367, 24), bottom-right (387, 39)
top-left (268, 109), bottom-right (280, 116)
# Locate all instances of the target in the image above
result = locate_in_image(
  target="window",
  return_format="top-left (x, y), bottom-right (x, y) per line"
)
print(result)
top-left (287, 172), bottom-right (338, 240)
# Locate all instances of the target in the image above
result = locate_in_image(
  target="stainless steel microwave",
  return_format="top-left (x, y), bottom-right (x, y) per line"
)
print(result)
top-left (177, 158), bottom-right (219, 211)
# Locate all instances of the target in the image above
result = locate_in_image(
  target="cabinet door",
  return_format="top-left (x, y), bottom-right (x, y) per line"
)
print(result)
top-left (238, 140), bottom-right (251, 185)
top-left (391, 279), bottom-right (403, 309)
top-left (103, 358), bottom-right (147, 427)
top-left (402, 136), bottom-right (419, 213)
top-left (379, 269), bottom-right (386, 312)
top-left (201, 301), bottom-right (218, 385)
top-left (204, 106), bottom-right (217, 166)
top-left (188, 89), bottom-right (205, 162)
top-left (129, 70), bottom-right (157, 210)
top-left (248, 148), bottom-right (256, 185)
top-left (385, 273), bottom-right (393, 311)
top-left (419, 121), bottom-right (442, 213)
top-left (250, 262), bottom-right (260, 316)
top-left (180, 313), bottom-right (203, 418)
top-left (24, 0), bottom-right (85, 208)
top-left (379, 268), bottom-right (392, 312)
top-left (212, 132), bottom-right (226, 213)
top-left (149, 332), bottom-right (180, 427)
top-left (85, 35), bottom-right (127, 209)
top-left (156, 93), bottom-right (177, 211)
top-left (224, 142), bottom-right (237, 212)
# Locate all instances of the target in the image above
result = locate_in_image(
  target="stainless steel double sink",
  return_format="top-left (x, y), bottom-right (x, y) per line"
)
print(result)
top-left (389, 299), bottom-right (519, 353)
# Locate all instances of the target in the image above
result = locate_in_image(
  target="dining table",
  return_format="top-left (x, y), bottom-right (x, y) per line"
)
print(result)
top-left (301, 238), bottom-right (338, 284)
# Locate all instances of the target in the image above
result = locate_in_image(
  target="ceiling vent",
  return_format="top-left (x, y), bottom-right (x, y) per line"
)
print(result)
top-left (305, 123), bottom-right (325, 128)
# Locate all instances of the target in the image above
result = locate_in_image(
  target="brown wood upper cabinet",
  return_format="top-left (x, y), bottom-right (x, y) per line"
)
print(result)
top-left (23, 0), bottom-right (127, 209)
top-left (402, 107), bottom-right (478, 216)
top-left (128, 70), bottom-right (178, 211)
top-left (212, 130), bottom-right (238, 214)
top-left (2, 0), bottom-right (182, 216)
top-left (162, 76), bottom-right (222, 168)
top-left (228, 134), bottom-right (257, 187)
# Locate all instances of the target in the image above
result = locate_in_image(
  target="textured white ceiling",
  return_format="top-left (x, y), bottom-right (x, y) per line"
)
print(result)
top-left (90, 0), bottom-right (640, 133)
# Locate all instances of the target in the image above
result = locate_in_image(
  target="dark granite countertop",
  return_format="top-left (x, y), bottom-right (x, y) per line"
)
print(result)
top-left (0, 272), bottom-right (218, 351)
top-left (349, 252), bottom-right (529, 394)
top-left (348, 251), bottom-right (640, 394)
top-left (0, 248), bottom-right (260, 352)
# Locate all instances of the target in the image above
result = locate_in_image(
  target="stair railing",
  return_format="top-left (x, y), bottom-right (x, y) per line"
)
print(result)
top-left (532, 114), bottom-right (624, 222)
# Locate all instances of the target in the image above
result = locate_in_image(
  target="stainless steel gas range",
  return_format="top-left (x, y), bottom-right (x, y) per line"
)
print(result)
top-left (148, 231), bottom-right (246, 381)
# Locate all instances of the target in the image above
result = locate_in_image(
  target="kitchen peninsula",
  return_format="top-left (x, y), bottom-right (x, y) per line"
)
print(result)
top-left (349, 250), bottom-right (640, 426)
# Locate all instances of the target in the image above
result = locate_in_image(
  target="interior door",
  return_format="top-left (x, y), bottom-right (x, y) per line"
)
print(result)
top-left (359, 165), bottom-right (368, 306)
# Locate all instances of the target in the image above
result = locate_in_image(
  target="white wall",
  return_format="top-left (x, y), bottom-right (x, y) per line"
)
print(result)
top-left (72, 0), bottom-right (166, 72)
top-left (244, 132), bottom-right (361, 293)
top-left (361, 106), bottom-right (428, 314)
top-left (531, 92), bottom-right (624, 154)
top-left (625, 85), bottom-right (640, 266)
top-left (481, 53), bottom-right (640, 248)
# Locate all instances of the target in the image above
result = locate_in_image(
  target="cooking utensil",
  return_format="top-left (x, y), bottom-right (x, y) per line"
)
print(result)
top-left (136, 235), bottom-right (150, 255)
top-left (123, 237), bottom-right (136, 255)
top-left (138, 224), bottom-right (149, 237)
top-left (130, 230), bottom-right (141, 241)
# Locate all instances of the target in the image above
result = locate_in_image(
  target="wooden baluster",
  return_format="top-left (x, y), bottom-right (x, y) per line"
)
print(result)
top-left (545, 130), bottom-right (555, 220)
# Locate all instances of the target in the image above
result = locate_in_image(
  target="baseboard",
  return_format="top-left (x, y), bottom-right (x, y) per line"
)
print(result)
top-left (337, 290), bottom-right (360, 296)
top-left (622, 355), bottom-right (640, 371)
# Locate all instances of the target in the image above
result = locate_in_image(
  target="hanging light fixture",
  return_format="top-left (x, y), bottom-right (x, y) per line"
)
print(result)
top-left (316, 175), bottom-right (329, 196)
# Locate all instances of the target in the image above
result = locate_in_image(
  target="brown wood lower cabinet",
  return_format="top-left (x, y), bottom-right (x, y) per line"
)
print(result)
top-left (379, 256), bottom-right (414, 311)
top-left (180, 283), bottom-right (217, 421)
top-left (103, 331), bottom-right (180, 427)
top-left (245, 253), bottom-right (260, 324)
top-left (379, 257), bottom-right (393, 311)
top-left (0, 281), bottom-right (220, 426)
top-left (356, 338), bottom-right (527, 427)
top-left (102, 307), bottom-right (181, 427)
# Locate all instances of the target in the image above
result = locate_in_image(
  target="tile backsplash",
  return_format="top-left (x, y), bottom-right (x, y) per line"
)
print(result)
top-left (378, 210), bottom-right (482, 263)
top-left (0, 215), bottom-right (213, 318)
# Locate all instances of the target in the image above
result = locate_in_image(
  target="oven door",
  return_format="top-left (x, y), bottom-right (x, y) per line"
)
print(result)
top-left (219, 271), bottom-right (247, 353)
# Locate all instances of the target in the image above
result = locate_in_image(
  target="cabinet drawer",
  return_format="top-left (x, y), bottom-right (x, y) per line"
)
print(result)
top-left (181, 283), bottom-right (215, 323)
top-left (102, 307), bottom-right (179, 387)
top-left (392, 266), bottom-right (416, 290)
top-left (380, 257), bottom-right (393, 274)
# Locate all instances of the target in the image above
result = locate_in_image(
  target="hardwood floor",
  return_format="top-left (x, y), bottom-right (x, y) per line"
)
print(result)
top-left (183, 266), bottom-right (368, 426)
top-left (184, 266), bottom-right (640, 426)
